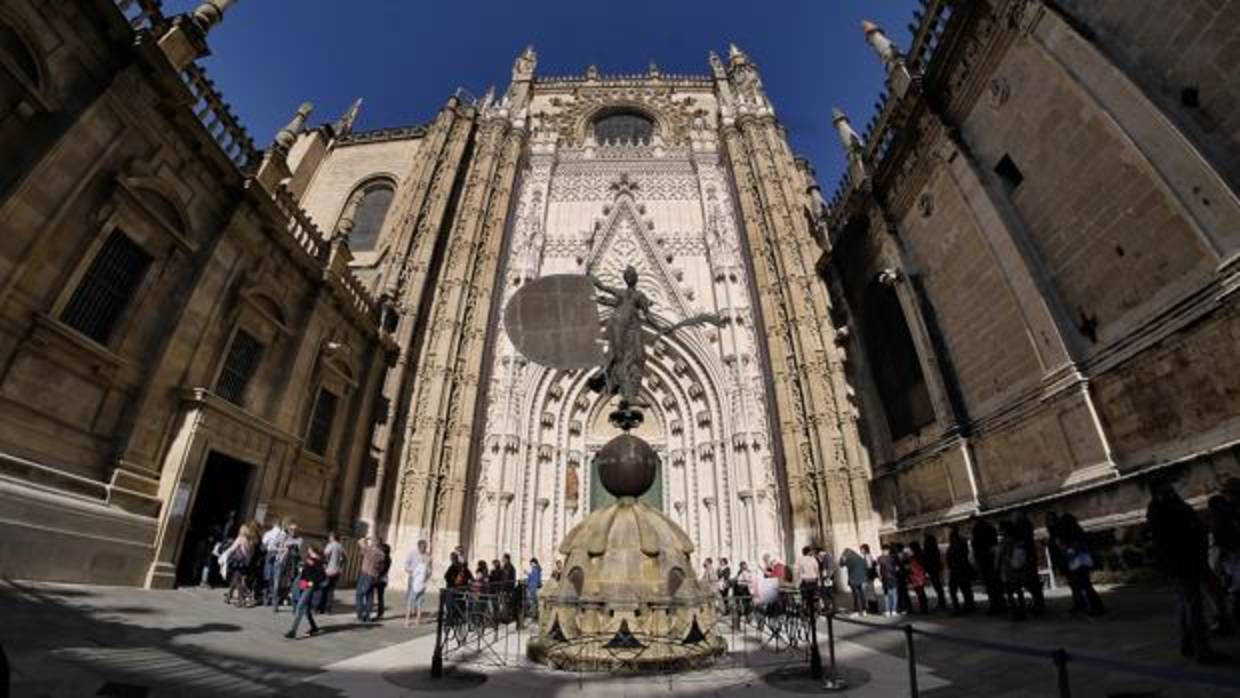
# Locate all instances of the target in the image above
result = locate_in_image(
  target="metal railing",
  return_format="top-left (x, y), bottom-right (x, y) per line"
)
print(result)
top-left (822, 610), bottom-right (1240, 697)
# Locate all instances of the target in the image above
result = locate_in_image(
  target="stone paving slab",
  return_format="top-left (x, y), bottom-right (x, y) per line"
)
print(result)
top-left (3, 580), bottom-right (1240, 697)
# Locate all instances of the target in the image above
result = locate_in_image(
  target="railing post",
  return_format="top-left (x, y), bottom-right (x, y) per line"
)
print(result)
top-left (809, 591), bottom-right (824, 680)
top-left (826, 611), bottom-right (837, 673)
top-left (1053, 648), bottom-right (1071, 698)
top-left (904, 624), bottom-right (919, 698)
top-left (430, 590), bottom-right (446, 678)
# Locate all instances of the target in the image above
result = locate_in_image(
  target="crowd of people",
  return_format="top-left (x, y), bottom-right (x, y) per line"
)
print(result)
top-left (201, 518), bottom-right (391, 640)
top-left (192, 478), bottom-right (1239, 661)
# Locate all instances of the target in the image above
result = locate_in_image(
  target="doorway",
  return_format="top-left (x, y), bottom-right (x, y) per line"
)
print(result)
top-left (175, 451), bottom-right (254, 587)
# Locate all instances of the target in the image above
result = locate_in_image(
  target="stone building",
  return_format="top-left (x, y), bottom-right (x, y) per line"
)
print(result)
top-left (0, 0), bottom-right (393, 586)
top-left (822, 0), bottom-right (1240, 567)
top-left (2, 0), bottom-right (1237, 589)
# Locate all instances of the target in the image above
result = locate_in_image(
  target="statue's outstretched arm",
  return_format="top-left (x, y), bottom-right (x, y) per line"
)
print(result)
top-left (652, 312), bottom-right (727, 338)
top-left (588, 274), bottom-right (622, 298)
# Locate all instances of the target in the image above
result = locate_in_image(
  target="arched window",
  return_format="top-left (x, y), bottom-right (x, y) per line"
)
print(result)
top-left (341, 180), bottom-right (394, 251)
top-left (593, 111), bottom-right (654, 146)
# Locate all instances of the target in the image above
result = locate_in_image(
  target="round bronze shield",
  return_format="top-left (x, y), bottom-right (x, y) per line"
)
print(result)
top-left (504, 274), bottom-right (604, 370)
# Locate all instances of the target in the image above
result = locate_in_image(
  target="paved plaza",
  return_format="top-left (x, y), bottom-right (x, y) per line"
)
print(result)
top-left (3, 580), bottom-right (1239, 697)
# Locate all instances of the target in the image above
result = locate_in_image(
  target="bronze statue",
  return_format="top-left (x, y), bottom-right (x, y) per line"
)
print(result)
top-left (586, 266), bottom-right (724, 415)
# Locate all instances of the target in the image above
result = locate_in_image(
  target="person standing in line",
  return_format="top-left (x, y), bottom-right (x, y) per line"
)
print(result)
top-left (861, 544), bottom-right (879, 613)
top-left (355, 536), bottom-right (387, 623)
top-left (373, 542), bottom-right (393, 620)
top-left (285, 546), bottom-right (325, 639)
top-left (908, 541), bottom-right (930, 614)
top-left (796, 546), bottom-right (820, 612)
top-left (1060, 513), bottom-right (1105, 617)
top-left (894, 543), bottom-right (912, 614)
top-left (946, 526), bottom-right (975, 615)
top-left (261, 519), bottom-right (287, 607)
top-left (999, 520), bottom-right (1028, 621)
top-left (971, 516), bottom-right (1005, 615)
top-left (1147, 479), bottom-right (1221, 663)
top-left (404, 539), bottom-right (431, 627)
top-left (878, 545), bottom-right (900, 617)
top-left (716, 557), bottom-right (732, 614)
top-left (318, 532), bottom-right (345, 614)
top-left (272, 523), bottom-right (303, 613)
top-left (840, 548), bottom-right (868, 615)
top-left (700, 557), bottom-right (715, 590)
top-left (1208, 494), bottom-right (1240, 627)
top-left (219, 523), bottom-right (257, 607)
top-left (501, 553), bottom-right (518, 622)
top-left (921, 532), bottom-right (946, 611)
top-left (1045, 512), bottom-right (1075, 609)
top-left (525, 558), bottom-right (542, 621)
top-left (1015, 515), bottom-right (1045, 615)
top-left (816, 548), bottom-right (837, 613)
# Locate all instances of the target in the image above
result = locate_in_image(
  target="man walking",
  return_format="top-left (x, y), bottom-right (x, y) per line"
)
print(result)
top-left (840, 548), bottom-right (868, 615)
top-left (405, 539), bottom-right (431, 627)
top-left (261, 519), bottom-right (286, 607)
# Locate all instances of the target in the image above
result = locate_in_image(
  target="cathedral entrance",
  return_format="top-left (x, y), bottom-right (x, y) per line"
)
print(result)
top-left (175, 451), bottom-right (255, 586)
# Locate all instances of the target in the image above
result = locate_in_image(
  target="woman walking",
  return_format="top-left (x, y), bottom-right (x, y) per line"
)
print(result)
top-left (219, 524), bottom-right (256, 607)
top-left (285, 546), bottom-right (326, 639)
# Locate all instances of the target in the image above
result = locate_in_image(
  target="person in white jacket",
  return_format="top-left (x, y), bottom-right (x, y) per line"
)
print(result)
top-left (404, 539), bottom-right (431, 627)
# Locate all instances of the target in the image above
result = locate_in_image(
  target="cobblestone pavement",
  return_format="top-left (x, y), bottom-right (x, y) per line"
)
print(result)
top-left (2, 580), bottom-right (1239, 697)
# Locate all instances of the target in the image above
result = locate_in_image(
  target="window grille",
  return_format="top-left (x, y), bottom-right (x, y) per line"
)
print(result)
top-left (60, 230), bottom-right (153, 344)
top-left (216, 330), bottom-right (264, 405)
top-left (593, 112), bottom-right (654, 146)
top-left (306, 388), bottom-right (339, 456)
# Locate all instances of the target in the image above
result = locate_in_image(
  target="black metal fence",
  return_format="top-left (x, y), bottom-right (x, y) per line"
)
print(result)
top-left (823, 611), bottom-right (1240, 697)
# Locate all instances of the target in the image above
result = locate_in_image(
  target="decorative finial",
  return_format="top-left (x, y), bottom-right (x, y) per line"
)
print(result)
top-left (862, 20), bottom-right (899, 66)
top-left (513, 45), bottom-right (537, 80)
top-left (192, 0), bottom-right (236, 33)
top-left (333, 98), bottom-right (362, 136)
top-left (647, 60), bottom-right (661, 78)
top-left (586, 64), bottom-right (600, 80)
top-left (831, 107), bottom-right (862, 153)
top-left (728, 43), bottom-right (743, 59)
top-left (274, 102), bottom-right (313, 151)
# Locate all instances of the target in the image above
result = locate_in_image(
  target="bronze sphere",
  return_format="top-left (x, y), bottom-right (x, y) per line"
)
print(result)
top-left (595, 433), bottom-right (659, 497)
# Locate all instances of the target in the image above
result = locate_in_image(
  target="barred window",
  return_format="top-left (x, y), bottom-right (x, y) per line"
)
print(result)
top-left (593, 112), bottom-right (654, 146)
top-left (216, 330), bottom-right (264, 405)
top-left (60, 230), bottom-right (153, 345)
top-left (306, 388), bottom-right (338, 456)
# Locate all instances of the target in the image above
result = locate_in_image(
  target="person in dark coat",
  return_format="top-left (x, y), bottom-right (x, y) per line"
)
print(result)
top-left (922, 532), bottom-right (946, 611)
top-left (971, 516), bottom-right (1005, 615)
top-left (1147, 479), bottom-right (1220, 664)
top-left (1015, 515), bottom-right (1045, 615)
top-left (947, 526), bottom-right (975, 615)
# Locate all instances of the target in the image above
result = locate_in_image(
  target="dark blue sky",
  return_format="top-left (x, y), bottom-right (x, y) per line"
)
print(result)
top-left (166, 0), bottom-right (918, 189)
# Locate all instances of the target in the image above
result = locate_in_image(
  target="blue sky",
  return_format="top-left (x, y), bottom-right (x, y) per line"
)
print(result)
top-left (165, 0), bottom-right (919, 189)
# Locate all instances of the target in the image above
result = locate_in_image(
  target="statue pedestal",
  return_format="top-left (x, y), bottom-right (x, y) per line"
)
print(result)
top-left (528, 429), bottom-right (724, 672)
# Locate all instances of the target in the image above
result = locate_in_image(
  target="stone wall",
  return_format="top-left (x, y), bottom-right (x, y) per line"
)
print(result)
top-left (0, 0), bottom-right (389, 587)
top-left (1054, 0), bottom-right (1240, 190)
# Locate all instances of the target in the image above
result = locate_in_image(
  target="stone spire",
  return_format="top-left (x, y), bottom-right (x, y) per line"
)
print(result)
top-left (512, 45), bottom-right (537, 82)
top-left (333, 98), bottom-right (362, 137)
top-left (274, 102), bottom-right (313, 152)
top-left (861, 20), bottom-right (916, 97)
top-left (157, 0), bottom-right (238, 70)
top-left (647, 60), bottom-right (661, 78)
top-left (832, 108), bottom-right (869, 188)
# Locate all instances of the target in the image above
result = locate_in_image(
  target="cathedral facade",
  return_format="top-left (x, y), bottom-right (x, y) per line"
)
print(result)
top-left (295, 46), bottom-right (872, 570)
top-left (0, 0), bottom-right (1237, 588)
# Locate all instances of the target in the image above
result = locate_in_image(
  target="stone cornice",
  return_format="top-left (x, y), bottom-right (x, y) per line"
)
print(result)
top-left (335, 124), bottom-right (430, 146)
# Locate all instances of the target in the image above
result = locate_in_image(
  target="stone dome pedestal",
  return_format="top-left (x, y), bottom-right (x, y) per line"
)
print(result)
top-left (527, 432), bottom-right (725, 672)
